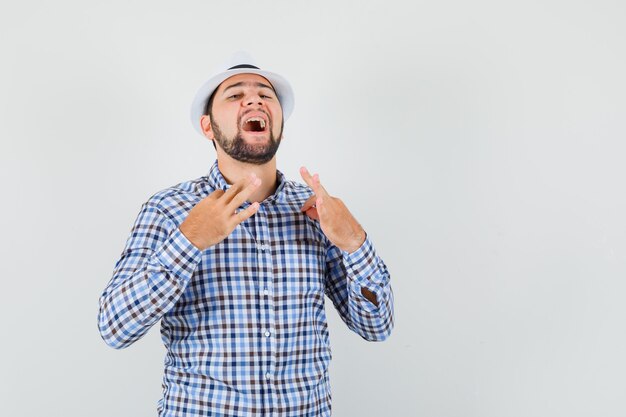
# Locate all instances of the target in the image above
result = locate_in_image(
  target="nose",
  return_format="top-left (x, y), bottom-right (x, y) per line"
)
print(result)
top-left (244, 92), bottom-right (263, 107)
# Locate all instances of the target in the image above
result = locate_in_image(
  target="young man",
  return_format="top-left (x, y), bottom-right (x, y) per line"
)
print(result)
top-left (98, 52), bottom-right (394, 417)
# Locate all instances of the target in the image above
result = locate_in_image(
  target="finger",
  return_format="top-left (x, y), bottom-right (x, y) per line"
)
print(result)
top-left (227, 175), bottom-right (262, 212)
top-left (299, 166), bottom-right (315, 188)
top-left (303, 206), bottom-right (319, 221)
top-left (233, 201), bottom-right (260, 224)
top-left (208, 188), bottom-right (225, 200)
top-left (316, 196), bottom-right (325, 217)
top-left (300, 166), bottom-right (326, 197)
top-left (221, 173), bottom-right (257, 205)
top-left (312, 173), bottom-right (330, 197)
top-left (300, 194), bottom-right (317, 212)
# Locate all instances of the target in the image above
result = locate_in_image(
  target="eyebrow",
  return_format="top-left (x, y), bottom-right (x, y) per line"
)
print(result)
top-left (221, 81), bottom-right (275, 95)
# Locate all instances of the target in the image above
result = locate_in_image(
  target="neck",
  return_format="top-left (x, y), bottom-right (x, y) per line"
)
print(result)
top-left (216, 152), bottom-right (278, 203)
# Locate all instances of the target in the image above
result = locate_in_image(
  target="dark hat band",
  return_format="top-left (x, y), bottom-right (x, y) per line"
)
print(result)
top-left (227, 64), bottom-right (260, 70)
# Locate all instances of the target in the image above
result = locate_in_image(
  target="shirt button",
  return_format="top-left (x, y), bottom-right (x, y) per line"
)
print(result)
top-left (265, 372), bottom-right (271, 380)
top-left (263, 288), bottom-right (269, 296)
top-left (264, 330), bottom-right (271, 337)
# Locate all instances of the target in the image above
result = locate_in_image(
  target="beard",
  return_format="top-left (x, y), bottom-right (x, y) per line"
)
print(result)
top-left (211, 113), bottom-right (283, 165)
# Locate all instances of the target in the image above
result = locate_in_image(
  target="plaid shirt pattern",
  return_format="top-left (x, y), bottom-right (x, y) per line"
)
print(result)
top-left (98, 159), bottom-right (394, 417)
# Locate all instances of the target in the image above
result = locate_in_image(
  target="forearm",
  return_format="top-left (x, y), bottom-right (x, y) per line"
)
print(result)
top-left (326, 233), bottom-right (395, 341)
top-left (347, 279), bottom-right (394, 341)
top-left (98, 227), bottom-right (201, 349)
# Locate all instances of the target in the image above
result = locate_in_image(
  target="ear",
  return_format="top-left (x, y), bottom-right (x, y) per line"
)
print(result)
top-left (200, 115), bottom-right (213, 140)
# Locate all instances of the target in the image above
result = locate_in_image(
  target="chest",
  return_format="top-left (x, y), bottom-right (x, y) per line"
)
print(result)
top-left (175, 207), bottom-right (328, 311)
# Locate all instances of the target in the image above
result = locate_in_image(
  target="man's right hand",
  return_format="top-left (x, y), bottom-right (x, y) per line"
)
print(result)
top-left (179, 173), bottom-right (262, 251)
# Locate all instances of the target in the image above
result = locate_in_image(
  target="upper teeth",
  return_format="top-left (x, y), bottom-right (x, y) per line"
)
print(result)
top-left (245, 117), bottom-right (266, 128)
top-left (246, 117), bottom-right (265, 129)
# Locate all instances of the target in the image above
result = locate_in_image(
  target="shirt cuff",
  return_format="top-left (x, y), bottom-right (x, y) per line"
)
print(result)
top-left (154, 227), bottom-right (203, 283)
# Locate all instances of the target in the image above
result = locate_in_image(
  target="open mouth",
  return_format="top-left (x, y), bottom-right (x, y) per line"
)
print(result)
top-left (242, 116), bottom-right (268, 133)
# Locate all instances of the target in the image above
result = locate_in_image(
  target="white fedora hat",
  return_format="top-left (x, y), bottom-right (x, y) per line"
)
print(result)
top-left (190, 51), bottom-right (295, 137)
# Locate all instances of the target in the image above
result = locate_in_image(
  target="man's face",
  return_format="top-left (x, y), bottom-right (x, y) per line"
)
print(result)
top-left (201, 73), bottom-right (284, 165)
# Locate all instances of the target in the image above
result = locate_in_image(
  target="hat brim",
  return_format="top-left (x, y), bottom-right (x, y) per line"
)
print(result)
top-left (190, 68), bottom-right (294, 137)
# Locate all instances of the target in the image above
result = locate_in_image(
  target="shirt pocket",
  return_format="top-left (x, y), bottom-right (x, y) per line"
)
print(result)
top-left (274, 237), bottom-right (326, 296)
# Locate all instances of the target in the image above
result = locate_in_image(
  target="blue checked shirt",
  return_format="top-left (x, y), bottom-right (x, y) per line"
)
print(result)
top-left (98, 159), bottom-right (394, 417)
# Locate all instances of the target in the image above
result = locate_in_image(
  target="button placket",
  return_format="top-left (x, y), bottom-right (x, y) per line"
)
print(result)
top-left (255, 205), bottom-right (277, 399)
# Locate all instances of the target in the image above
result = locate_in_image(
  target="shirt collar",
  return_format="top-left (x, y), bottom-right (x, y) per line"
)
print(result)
top-left (204, 159), bottom-right (288, 204)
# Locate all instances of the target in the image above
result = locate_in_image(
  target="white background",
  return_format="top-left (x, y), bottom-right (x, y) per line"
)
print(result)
top-left (1, 1), bottom-right (625, 416)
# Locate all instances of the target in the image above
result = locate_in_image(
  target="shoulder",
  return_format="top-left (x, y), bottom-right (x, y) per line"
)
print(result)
top-left (142, 175), bottom-right (210, 224)
top-left (282, 179), bottom-right (315, 205)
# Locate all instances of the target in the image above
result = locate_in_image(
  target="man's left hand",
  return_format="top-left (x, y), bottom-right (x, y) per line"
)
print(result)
top-left (299, 166), bottom-right (366, 253)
